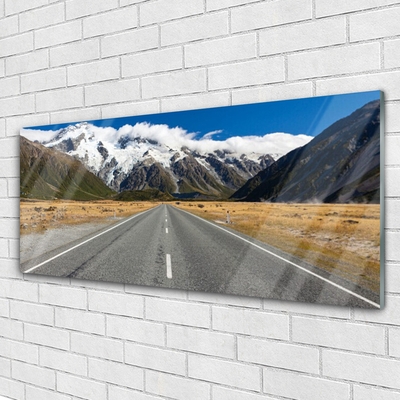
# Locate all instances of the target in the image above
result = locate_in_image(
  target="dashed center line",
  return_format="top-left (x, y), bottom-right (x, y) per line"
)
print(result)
top-left (166, 254), bottom-right (172, 279)
top-left (166, 228), bottom-right (168, 234)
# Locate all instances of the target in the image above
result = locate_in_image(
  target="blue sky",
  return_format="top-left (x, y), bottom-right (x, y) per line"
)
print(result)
top-left (26, 90), bottom-right (380, 140)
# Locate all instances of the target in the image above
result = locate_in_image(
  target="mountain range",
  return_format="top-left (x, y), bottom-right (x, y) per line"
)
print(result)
top-left (20, 99), bottom-right (380, 204)
top-left (36, 122), bottom-right (276, 199)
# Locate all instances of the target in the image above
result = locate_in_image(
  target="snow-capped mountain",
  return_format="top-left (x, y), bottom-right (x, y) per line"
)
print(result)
top-left (39, 122), bottom-right (279, 198)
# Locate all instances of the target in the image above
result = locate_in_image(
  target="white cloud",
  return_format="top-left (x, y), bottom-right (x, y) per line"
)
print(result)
top-left (21, 122), bottom-right (313, 157)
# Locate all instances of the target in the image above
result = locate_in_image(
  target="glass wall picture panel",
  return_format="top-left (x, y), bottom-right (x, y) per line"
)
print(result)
top-left (20, 90), bottom-right (384, 308)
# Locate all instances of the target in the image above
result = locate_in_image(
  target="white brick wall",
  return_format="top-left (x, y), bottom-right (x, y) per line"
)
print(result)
top-left (1, 1), bottom-right (400, 399)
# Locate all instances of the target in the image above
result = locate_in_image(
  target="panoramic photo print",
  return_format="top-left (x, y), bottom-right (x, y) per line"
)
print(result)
top-left (20, 90), bottom-right (383, 308)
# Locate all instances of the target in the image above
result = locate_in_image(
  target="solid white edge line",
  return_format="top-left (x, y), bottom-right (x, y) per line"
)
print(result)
top-left (173, 206), bottom-right (380, 309)
top-left (23, 205), bottom-right (160, 274)
top-left (166, 254), bottom-right (172, 279)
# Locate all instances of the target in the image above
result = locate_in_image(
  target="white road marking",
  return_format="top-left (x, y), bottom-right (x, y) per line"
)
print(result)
top-left (165, 218), bottom-right (168, 222)
top-left (174, 206), bottom-right (380, 309)
top-left (166, 228), bottom-right (169, 234)
top-left (166, 254), bottom-right (172, 279)
top-left (23, 206), bottom-right (160, 274)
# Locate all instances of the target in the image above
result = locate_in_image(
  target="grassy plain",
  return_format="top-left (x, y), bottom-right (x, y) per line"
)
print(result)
top-left (173, 201), bottom-right (381, 293)
top-left (20, 199), bottom-right (159, 235)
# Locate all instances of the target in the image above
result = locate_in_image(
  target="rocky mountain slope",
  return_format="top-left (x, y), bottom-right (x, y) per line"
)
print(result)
top-left (231, 100), bottom-right (381, 203)
top-left (20, 136), bottom-right (115, 200)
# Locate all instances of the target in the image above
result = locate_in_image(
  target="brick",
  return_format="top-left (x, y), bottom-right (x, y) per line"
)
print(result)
top-left (50, 107), bottom-right (101, 126)
top-left (386, 169), bottom-right (400, 197)
top-left (40, 347), bottom-right (87, 375)
top-left (213, 386), bottom-right (275, 400)
top-left (209, 57), bottom-right (284, 90)
top-left (121, 0), bottom-right (144, 4)
top-left (140, 0), bottom-right (204, 26)
top-left (389, 328), bottom-right (400, 357)
top-left (6, 50), bottom-right (49, 76)
top-left (20, 3), bottom-right (65, 32)
top-left (238, 336), bottom-right (319, 374)
top-left (0, 279), bottom-right (38, 302)
top-left (0, 338), bottom-right (38, 364)
top-left (7, 179), bottom-right (19, 198)
top-left (0, 198), bottom-right (18, 217)
top-left (55, 308), bottom-right (105, 335)
top-left (292, 316), bottom-right (385, 354)
top-left (0, 357), bottom-right (10, 378)
top-left (85, 79), bottom-right (140, 106)
top-left (354, 385), bottom-right (400, 400)
top-left (0, 60), bottom-right (4, 77)
top-left (0, 95), bottom-right (35, 118)
top-left (0, 377), bottom-right (24, 400)
top-left (0, 298), bottom-right (8, 317)
top-left (39, 284), bottom-right (86, 309)
top-left (0, 121), bottom-right (4, 139)
top-left (0, 238), bottom-right (8, 258)
top-left (68, 58), bottom-right (120, 86)
top-left (262, 296), bottom-right (350, 319)
top-left (0, 318), bottom-right (24, 340)
top-left (35, 20), bottom-right (81, 49)
top-left (88, 290), bottom-right (143, 317)
top-left (101, 100), bottom-right (160, 120)
top-left (7, 114), bottom-right (50, 138)
top-left (10, 300), bottom-right (53, 326)
top-left (385, 39), bottom-right (400, 69)
top-left (167, 325), bottom-right (235, 358)
top-left (4, 0), bottom-right (47, 15)
top-left (187, 292), bottom-right (261, 310)
top-left (12, 360), bottom-right (55, 390)
top-left (323, 350), bottom-right (400, 389)
top-left (260, 17), bottom-right (346, 56)
top-left (21, 68), bottom-right (66, 93)
top-left (50, 39), bottom-right (100, 67)
top-left (24, 324), bottom-right (69, 350)
top-left (0, 217), bottom-right (18, 238)
top-left (231, 0), bottom-right (312, 33)
top-left (288, 43), bottom-right (380, 80)
top-left (212, 306), bottom-right (289, 339)
top-left (122, 47), bottom-right (183, 78)
top-left (351, 7), bottom-right (400, 42)
top-left (36, 87), bottom-right (84, 112)
top-left (316, 71), bottom-right (400, 102)
top-left (101, 26), bottom-right (158, 57)
top-left (146, 297), bottom-right (210, 328)
top-left (107, 315), bottom-right (164, 346)
top-left (89, 358), bottom-right (143, 390)
top-left (185, 34), bottom-right (256, 68)
top-left (26, 386), bottom-right (71, 400)
top-left (0, 15), bottom-right (18, 39)
top-left (386, 265), bottom-right (400, 293)
top-left (83, 6), bottom-right (138, 38)
top-left (207, 0), bottom-right (260, 11)
top-left (161, 12), bottom-right (228, 46)
top-left (188, 354), bottom-right (260, 391)
top-left (109, 386), bottom-right (164, 400)
top-left (0, 260), bottom-right (21, 279)
top-left (143, 68), bottom-right (207, 98)
top-left (71, 332), bottom-right (124, 362)
top-left (386, 103), bottom-right (400, 134)
top-left (57, 372), bottom-right (107, 400)
top-left (264, 368), bottom-right (350, 400)
top-left (161, 91), bottom-right (230, 113)
top-left (316, 0), bottom-right (400, 17)
top-left (66, 0), bottom-right (119, 19)
top-left (125, 342), bottom-right (186, 375)
top-left (146, 370), bottom-right (210, 400)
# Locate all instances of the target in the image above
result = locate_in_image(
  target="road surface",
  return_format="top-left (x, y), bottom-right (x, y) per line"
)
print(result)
top-left (21, 204), bottom-right (380, 308)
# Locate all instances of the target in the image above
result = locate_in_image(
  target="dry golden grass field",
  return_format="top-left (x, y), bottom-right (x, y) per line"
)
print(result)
top-left (20, 199), bottom-right (159, 235)
top-left (20, 199), bottom-right (380, 293)
top-left (173, 201), bottom-right (381, 293)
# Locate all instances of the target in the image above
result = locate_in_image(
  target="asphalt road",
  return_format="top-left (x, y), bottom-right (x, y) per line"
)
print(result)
top-left (21, 204), bottom-right (380, 308)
